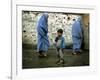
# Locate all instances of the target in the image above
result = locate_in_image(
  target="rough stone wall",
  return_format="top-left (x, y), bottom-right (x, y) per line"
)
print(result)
top-left (22, 11), bottom-right (89, 49)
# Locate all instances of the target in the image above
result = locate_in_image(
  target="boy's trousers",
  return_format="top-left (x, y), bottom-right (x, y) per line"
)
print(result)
top-left (56, 48), bottom-right (64, 60)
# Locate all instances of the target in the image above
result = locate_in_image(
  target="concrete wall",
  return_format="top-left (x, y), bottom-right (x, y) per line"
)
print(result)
top-left (82, 14), bottom-right (89, 49)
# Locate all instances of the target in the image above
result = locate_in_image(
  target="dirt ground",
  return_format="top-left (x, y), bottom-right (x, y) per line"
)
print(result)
top-left (22, 47), bottom-right (89, 69)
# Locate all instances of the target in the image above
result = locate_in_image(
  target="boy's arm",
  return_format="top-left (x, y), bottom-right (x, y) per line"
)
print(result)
top-left (55, 37), bottom-right (58, 42)
top-left (54, 37), bottom-right (58, 47)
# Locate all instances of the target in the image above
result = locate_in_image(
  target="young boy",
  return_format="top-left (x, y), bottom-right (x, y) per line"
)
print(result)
top-left (55, 29), bottom-right (66, 64)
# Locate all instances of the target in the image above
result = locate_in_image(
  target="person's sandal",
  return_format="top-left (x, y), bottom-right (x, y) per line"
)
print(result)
top-left (72, 52), bottom-right (77, 55)
top-left (38, 53), bottom-right (44, 58)
top-left (43, 53), bottom-right (47, 58)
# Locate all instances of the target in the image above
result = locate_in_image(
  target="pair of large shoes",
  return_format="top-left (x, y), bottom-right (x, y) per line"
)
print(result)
top-left (72, 51), bottom-right (81, 55)
top-left (38, 53), bottom-right (47, 58)
top-left (72, 52), bottom-right (77, 55)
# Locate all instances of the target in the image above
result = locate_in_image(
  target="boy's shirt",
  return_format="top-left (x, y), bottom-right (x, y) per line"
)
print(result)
top-left (55, 36), bottom-right (65, 49)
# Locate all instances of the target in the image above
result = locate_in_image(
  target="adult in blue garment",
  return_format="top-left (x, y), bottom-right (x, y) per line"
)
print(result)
top-left (37, 13), bottom-right (50, 57)
top-left (72, 17), bottom-right (83, 55)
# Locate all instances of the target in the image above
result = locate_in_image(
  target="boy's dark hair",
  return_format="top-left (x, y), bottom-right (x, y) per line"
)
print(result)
top-left (57, 29), bottom-right (63, 34)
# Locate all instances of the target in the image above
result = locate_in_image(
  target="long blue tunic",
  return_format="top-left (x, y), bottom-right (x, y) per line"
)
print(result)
top-left (72, 18), bottom-right (83, 52)
top-left (37, 14), bottom-right (50, 52)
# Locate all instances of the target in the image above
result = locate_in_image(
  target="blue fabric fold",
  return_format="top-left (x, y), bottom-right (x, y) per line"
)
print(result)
top-left (72, 18), bottom-right (83, 52)
top-left (37, 14), bottom-right (50, 52)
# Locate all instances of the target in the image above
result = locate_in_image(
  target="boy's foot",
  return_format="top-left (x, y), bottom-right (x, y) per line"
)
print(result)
top-left (56, 59), bottom-right (60, 64)
top-left (57, 60), bottom-right (65, 64)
